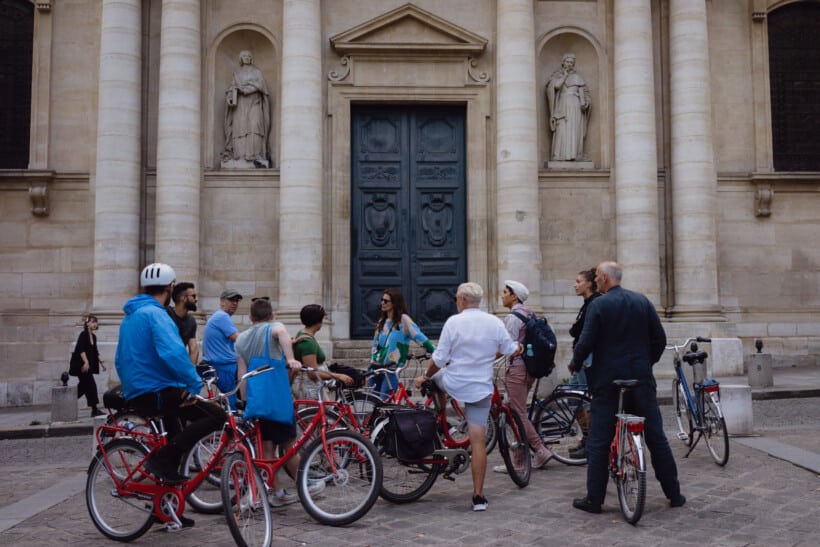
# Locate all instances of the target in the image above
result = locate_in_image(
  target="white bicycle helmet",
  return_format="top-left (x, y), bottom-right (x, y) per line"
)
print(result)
top-left (140, 262), bottom-right (176, 287)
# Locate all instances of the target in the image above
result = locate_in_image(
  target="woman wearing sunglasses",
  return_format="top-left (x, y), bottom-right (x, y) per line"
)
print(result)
top-left (370, 288), bottom-right (436, 399)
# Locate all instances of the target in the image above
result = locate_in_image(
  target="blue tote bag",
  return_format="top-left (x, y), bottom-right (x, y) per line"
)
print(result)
top-left (244, 324), bottom-right (294, 424)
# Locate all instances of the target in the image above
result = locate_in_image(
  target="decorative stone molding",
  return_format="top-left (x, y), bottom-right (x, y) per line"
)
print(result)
top-left (0, 170), bottom-right (59, 216)
top-left (751, 12), bottom-right (766, 22)
top-left (754, 184), bottom-right (773, 217)
top-left (28, 184), bottom-right (49, 216)
top-left (330, 3), bottom-right (488, 58)
top-left (749, 173), bottom-right (820, 218)
top-left (36, 0), bottom-right (52, 12)
top-left (466, 57), bottom-right (490, 83)
top-left (328, 55), bottom-right (352, 82)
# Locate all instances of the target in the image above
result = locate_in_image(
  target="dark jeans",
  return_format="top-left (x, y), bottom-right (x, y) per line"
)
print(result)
top-left (77, 372), bottom-right (99, 407)
top-left (129, 387), bottom-right (227, 470)
top-left (585, 383), bottom-right (681, 505)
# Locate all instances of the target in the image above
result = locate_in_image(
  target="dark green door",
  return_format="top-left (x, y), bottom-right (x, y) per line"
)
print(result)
top-left (351, 105), bottom-right (466, 338)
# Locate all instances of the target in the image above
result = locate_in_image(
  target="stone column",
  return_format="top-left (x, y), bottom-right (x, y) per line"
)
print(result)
top-left (613, 0), bottom-right (661, 304)
top-left (669, 0), bottom-right (720, 316)
top-left (278, 0), bottom-right (323, 310)
top-left (495, 0), bottom-right (541, 302)
top-left (155, 0), bottom-right (201, 281)
top-left (92, 0), bottom-right (142, 311)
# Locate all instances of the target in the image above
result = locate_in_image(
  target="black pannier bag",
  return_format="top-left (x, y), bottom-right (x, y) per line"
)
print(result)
top-left (383, 408), bottom-right (438, 461)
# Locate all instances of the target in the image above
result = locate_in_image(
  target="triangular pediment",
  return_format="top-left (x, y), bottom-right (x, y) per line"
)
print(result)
top-left (330, 3), bottom-right (487, 56)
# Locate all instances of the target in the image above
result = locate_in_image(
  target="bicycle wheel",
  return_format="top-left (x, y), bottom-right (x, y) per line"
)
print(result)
top-left (220, 453), bottom-right (272, 547)
top-left (183, 430), bottom-right (225, 514)
top-left (498, 410), bottom-right (531, 487)
top-left (702, 392), bottom-right (729, 466)
top-left (297, 429), bottom-right (382, 526)
top-left (371, 416), bottom-right (442, 503)
top-left (534, 391), bottom-right (590, 465)
top-left (86, 438), bottom-right (155, 541)
top-left (615, 431), bottom-right (646, 525)
top-left (349, 391), bottom-right (385, 429)
top-left (673, 379), bottom-right (694, 446)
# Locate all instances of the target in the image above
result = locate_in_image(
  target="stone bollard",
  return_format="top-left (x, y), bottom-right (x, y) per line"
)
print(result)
top-left (719, 384), bottom-right (753, 436)
top-left (747, 352), bottom-right (773, 388)
top-left (51, 385), bottom-right (78, 422)
top-left (710, 338), bottom-right (744, 376)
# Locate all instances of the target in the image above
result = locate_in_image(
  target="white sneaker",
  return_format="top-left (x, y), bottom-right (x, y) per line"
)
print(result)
top-left (492, 464), bottom-right (509, 474)
top-left (472, 495), bottom-right (489, 512)
top-left (269, 490), bottom-right (298, 507)
top-left (532, 447), bottom-right (555, 468)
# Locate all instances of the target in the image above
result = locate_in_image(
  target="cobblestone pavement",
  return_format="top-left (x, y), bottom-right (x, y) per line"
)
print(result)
top-left (1, 399), bottom-right (819, 546)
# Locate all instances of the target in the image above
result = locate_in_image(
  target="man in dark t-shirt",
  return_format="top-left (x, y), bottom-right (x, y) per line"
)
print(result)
top-left (167, 282), bottom-right (199, 364)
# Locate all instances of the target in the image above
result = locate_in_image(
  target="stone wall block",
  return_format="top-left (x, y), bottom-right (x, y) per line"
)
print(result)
top-left (7, 382), bottom-right (33, 406)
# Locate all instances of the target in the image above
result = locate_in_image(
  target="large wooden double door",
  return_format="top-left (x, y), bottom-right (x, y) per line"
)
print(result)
top-left (350, 105), bottom-right (467, 338)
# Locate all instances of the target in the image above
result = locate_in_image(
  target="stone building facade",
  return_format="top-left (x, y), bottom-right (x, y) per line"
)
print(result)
top-left (1, 0), bottom-right (818, 406)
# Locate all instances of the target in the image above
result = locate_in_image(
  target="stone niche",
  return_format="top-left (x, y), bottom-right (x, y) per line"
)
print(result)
top-left (208, 27), bottom-right (279, 170)
top-left (537, 30), bottom-right (606, 170)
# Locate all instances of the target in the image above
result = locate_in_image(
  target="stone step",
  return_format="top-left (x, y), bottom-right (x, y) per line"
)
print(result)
top-left (327, 339), bottom-right (372, 369)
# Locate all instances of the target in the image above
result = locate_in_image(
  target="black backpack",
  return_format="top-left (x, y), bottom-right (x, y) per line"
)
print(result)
top-left (512, 311), bottom-right (558, 378)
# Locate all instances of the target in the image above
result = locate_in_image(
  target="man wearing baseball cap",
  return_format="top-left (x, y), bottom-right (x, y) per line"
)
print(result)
top-left (496, 280), bottom-right (555, 475)
top-left (202, 289), bottom-right (243, 404)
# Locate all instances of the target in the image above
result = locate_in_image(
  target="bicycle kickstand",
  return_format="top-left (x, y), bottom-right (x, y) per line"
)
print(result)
top-left (683, 430), bottom-right (704, 459)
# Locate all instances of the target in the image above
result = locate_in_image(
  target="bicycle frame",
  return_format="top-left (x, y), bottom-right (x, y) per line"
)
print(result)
top-left (90, 365), bottom-right (268, 531)
top-left (669, 337), bottom-right (725, 460)
top-left (609, 380), bottom-right (647, 525)
top-left (93, 409), bottom-right (247, 530)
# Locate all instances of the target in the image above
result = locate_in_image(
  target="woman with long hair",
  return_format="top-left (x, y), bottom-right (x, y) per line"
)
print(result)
top-left (370, 288), bottom-right (435, 399)
top-left (70, 314), bottom-right (107, 416)
top-left (567, 268), bottom-right (601, 458)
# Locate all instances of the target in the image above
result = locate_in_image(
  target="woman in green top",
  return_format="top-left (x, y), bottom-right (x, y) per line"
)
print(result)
top-left (370, 288), bottom-right (435, 399)
top-left (292, 304), bottom-right (353, 399)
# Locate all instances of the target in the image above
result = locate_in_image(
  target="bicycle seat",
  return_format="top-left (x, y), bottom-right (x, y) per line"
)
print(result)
top-left (612, 379), bottom-right (640, 389)
top-left (683, 351), bottom-right (708, 365)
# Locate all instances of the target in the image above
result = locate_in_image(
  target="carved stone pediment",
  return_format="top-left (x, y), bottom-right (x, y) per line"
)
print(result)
top-left (330, 3), bottom-right (487, 57)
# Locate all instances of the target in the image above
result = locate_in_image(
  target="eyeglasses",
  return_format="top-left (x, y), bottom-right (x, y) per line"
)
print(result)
top-left (251, 296), bottom-right (270, 302)
top-left (380, 298), bottom-right (391, 304)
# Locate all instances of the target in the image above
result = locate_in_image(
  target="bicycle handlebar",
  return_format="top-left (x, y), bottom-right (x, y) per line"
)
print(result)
top-left (666, 336), bottom-right (712, 353)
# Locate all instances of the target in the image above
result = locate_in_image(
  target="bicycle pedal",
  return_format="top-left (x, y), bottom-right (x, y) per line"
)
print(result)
top-left (442, 473), bottom-right (455, 482)
top-left (677, 432), bottom-right (689, 442)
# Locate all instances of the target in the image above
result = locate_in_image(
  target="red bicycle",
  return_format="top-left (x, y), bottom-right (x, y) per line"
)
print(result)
top-left (86, 367), bottom-right (274, 544)
top-left (370, 368), bottom-right (531, 504)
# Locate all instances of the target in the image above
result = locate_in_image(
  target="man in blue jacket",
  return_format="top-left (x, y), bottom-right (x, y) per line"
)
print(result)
top-left (568, 261), bottom-right (684, 514)
top-left (115, 263), bottom-right (226, 490)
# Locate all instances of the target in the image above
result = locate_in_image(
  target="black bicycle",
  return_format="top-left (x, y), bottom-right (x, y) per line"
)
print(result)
top-left (527, 380), bottom-right (591, 465)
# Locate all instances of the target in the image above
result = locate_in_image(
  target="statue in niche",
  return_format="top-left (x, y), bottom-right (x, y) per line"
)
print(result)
top-left (546, 53), bottom-right (591, 162)
top-left (221, 50), bottom-right (272, 168)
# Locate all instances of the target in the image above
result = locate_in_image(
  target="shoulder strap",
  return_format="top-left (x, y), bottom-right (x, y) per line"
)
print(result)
top-left (264, 324), bottom-right (271, 359)
top-left (511, 311), bottom-right (531, 323)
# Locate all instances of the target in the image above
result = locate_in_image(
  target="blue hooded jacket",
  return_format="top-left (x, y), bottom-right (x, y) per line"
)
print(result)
top-left (115, 293), bottom-right (203, 401)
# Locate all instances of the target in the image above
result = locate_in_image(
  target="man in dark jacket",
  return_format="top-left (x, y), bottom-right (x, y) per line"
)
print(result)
top-left (568, 261), bottom-right (685, 514)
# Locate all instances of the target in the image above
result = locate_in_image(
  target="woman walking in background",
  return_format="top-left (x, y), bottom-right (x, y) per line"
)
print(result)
top-left (370, 288), bottom-right (435, 399)
top-left (70, 315), bottom-right (106, 417)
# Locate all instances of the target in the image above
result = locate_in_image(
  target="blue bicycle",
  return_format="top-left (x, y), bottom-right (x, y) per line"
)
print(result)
top-left (668, 337), bottom-right (729, 466)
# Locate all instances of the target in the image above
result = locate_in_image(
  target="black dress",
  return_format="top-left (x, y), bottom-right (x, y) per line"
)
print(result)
top-left (71, 329), bottom-right (100, 407)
